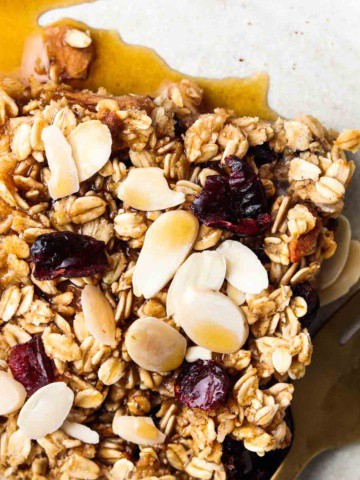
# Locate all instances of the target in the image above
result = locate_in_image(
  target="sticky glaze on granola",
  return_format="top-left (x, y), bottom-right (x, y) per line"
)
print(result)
top-left (0, 25), bottom-right (359, 480)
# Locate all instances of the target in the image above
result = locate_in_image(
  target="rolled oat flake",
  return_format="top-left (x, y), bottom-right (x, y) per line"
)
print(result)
top-left (18, 382), bottom-right (74, 439)
top-left (62, 420), bottom-right (100, 444)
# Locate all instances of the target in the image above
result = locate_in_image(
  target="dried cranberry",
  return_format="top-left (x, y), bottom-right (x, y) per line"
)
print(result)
top-left (174, 113), bottom-right (188, 137)
top-left (9, 336), bottom-right (55, 396)
top-left (293, 282), bottom-right (320, 329)
top-left (249, 143), bottom-right (279, 166)
top-left (326, 217), bottom-right (339, 232)
top-left (253, 247), bottom-right (270, 264)
top-left (222, 410), bottom-right (293, 480)
top-left (190, 155), bottom-right (271, 236)
top-left (174, 360), bottom-right (230, 411)
top-left (30, 232), bottom-right (109, 280)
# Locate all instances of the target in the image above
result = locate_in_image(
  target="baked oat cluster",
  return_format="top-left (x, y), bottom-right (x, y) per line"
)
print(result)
top-left (0, 26), bottom-right (359, 480)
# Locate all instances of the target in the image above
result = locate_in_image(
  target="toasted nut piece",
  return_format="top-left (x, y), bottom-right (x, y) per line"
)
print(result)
top-left (42, 125), bottom-right (79, 200)
top-left (289, 218), bottom-right (322, 263)
top-left (64, 29), bottom-right (92, 49)
top-left (43, 25), bottom-right (94, 80)
top-left (56, 89), bottom-right (155, 114)
top-left (174, 288), bottom-right (249, 354)
top-left (167, 250), bottom-right (226, 317)
top-left (118, 167), bottom-right (185, 211)
top-left (125, 317), bottom-right (186, 373)
top-left (68, 120), bottom-right (112, 182)
top-left (132, 211), bottom-right (199, 299)
top-left (97, 109), bottom-right (124, 151)
top-left (18, 382), bottom-right (74, 439)
top-left (0, 371), bottom-right (27, 415)
top-left (112, 413), bottom-right (166, 446)
top-left (217, 240), bottom-right (268, 294)
top-left (81, 285), bottom-right (116, 346)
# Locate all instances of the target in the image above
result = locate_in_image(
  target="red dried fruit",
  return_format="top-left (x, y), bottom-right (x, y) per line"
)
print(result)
top-left (250, 143), bottom-right (279, 166)
top-left (174, 360), bottom-right (230, 411)
top-left (9, 336), bottom-right (55, 396)
top-left (293, 282), bottom-right (320, 329)
top-left (30, 232), bottom-right (109, 280)
top-left (190, 155), bottom-right (271, 236)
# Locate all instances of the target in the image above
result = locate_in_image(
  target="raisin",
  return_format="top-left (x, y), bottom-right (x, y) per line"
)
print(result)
top-left (174, 360), bottom-right (230, 411)
top-left (293, 282), bottom-right (320, 329)
top-left (30, 231), bottom-right (109, 280)
top-left (9, 336), bottom-right (55, 396)
top-left (190, 155), bottom-right (271, 237)
top-left (250, 143), bottom-right (278, 166)
top-left (222, 409), bottom-right (293, 479)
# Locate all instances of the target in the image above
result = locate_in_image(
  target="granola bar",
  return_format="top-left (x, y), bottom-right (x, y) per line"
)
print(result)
top-left (0, 28), bottom-right (359, 480)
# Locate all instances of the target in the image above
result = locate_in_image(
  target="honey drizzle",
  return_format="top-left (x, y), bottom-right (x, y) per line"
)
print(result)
top-left (0, 0), bottom-right (275, 120)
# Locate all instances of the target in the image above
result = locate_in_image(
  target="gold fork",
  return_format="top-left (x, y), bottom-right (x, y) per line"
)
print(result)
top-left (274, 289), bottom-right (360, 479)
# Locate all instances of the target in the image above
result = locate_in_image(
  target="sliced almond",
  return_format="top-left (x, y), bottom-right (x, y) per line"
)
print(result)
top-left (42, 125), bottom-right (79, 200)
top-left (185, 346), bottom-right (212, 363)
top-left (217, 240), bottom-right (268, 294)
top-left (316, 215), bottom-right (351, 290)
top-left (320, 240), bottom-right (360, 306)
top-left (18, 382), bottom-right (74, 440)
top-left (62, 420), bottom-right (99, 444)
top-left (118, 167), bottom-right (185, 211)
top-left (68, 120), bottom-right (112, 182)
top-left (64, 29), bottom-right (92, 49)
top-left (112, 414), bottom-right (165, 446)
top-left (125, 317), bottom-right (186, 372)
top-left (132, 210), bottom-right (199, 299)
top-left (166, 250), bottom-right (226, 317)
top-left (0, 371), bottom-right (27, 415)
top-left (174, 289), bottom-right (249, 354)
top-left (81, 285), bottom-right (116, 346)
top-left (226, 282), bottom-right (246, 306)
